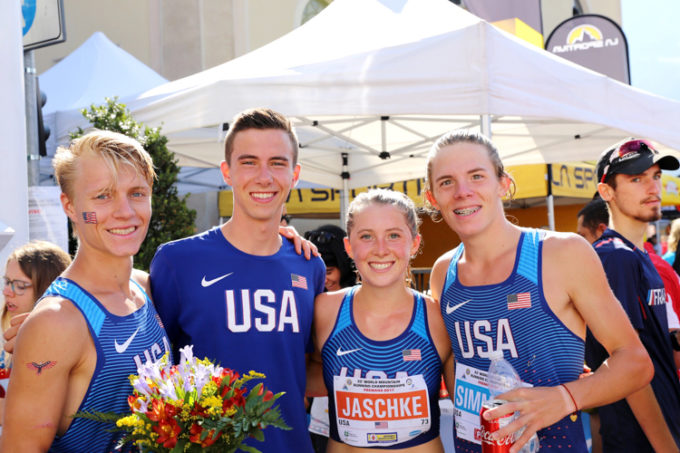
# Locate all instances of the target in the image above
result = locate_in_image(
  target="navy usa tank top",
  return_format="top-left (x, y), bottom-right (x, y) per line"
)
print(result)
top-left (45, 277), bottom-right (172, 453)
top-left (322, 286), bottom-right (442, 449)
top-left (440, 229), bottom-right (586, 453)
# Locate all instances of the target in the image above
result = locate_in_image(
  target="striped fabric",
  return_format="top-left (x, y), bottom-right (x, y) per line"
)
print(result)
top-left (441, 229), bottom-right (587, 452)
top-left (322, 287), bottom-right (442, 448)
top-left (45, 277), bottom-right (171, 453)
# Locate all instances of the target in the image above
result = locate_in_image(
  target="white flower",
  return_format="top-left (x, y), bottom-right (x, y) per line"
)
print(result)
top-left (179, 344), bottom-right (194, 365)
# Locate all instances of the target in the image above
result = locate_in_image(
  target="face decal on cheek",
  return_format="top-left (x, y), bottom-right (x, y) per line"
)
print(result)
top-left (82, 212), bottom-right (98, 224)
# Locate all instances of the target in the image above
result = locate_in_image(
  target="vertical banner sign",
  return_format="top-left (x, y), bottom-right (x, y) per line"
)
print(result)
top-left (545, 15), bottom-right (630, 84)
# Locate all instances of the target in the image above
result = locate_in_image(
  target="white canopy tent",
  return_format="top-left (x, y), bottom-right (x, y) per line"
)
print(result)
top-left (127, 0), bottom-right (680, 195)
top-left (38, 32), bottom-right (168, 182)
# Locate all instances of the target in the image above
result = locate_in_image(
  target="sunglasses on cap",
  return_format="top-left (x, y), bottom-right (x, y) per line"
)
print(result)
top-left (599, 139), bottom-right (656, 183)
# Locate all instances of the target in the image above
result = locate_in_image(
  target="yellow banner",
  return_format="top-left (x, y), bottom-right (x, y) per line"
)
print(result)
top-left (219, 180), bottom-right (428, 217)
top-left (218, 163), bottom-right (680, 216)
top-left (550, 162), bottom-right (598, 198)
top-left (662, 174), bottom-right (680, 206)
top-left (507, 164), bottom-right (547, 199)
top-left (218, 164), bottom-right (553, 217)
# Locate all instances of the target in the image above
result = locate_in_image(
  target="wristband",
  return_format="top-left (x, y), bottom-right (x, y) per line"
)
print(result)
top-left (671, 331), bottom-right (680, 351)
top-left (560, 383), bottom-right (578, 415)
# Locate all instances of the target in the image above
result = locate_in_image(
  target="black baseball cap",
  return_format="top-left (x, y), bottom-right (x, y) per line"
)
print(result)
top-left (596, 138), bottom-right (679, 183)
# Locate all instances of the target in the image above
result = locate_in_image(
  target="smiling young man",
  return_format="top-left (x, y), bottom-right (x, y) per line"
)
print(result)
top-left (1, 131), bottom-right (171, 452)
top-left (150, 108), bottom-right (325, 453)
top-left (590, 138), bottom-right (680, 452)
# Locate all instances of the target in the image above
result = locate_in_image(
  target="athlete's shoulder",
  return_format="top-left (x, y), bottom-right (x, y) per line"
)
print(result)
top-left (432, 246), bottom-right (460, 272)
top-left (23, 295), bottom-right (89, 347)
top-left (280, 239), bottom-right (325, 268)
top-left (155, 227), bottom-right (222, 258)
top-left (541, 230), bottom-right (594, 258)
top-left (314, 288), bottom-right (349, 346)
top-left (593, 230), bottom-right (635, 255)
top-left (315, 289), bottom-right (347, 320)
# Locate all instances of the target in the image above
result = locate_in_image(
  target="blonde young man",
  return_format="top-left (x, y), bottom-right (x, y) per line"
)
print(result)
top-left (1, 131), bottom-right (171, 452)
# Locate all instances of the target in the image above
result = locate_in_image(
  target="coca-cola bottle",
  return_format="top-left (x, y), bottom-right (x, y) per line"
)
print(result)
top-left (486, 349), bottom-right (539, 453)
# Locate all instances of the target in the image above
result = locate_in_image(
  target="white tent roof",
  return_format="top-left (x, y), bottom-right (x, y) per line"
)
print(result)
top-left (127, 0), bottom-right (680, 190)
top-left (38, 32), bottom-right (168, 184)
top-left (41, 32), bottom-right (167, 114)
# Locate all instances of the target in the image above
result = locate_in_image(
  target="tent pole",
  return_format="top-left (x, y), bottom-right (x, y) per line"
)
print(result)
top-left (546, 164), bottom-right (555, 231)
top-left (480, 114), bottom-right (491, 137)
top-left (340, 152), bottom-right (350, 225)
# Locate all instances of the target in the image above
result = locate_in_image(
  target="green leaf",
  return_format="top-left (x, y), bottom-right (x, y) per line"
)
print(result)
top-left (238, 444), bottom-right (263, 453)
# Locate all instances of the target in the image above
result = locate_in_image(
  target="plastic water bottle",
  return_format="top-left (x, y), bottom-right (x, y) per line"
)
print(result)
top-left (487, 350), bottom-right (539, 453)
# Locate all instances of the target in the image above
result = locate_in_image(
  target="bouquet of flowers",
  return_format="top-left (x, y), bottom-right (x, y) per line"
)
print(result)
top-left (77, 345), bottom-right (290, 452)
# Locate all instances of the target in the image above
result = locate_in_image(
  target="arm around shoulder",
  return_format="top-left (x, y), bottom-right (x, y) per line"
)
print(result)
top-left (1, 298), bottom-right (88, 452)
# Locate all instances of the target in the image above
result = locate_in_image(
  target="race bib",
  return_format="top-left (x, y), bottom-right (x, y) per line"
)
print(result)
top-left (309, 397), bottom-right (330, 436)
top-left (453, 363), bottom-right (491, 445)
top-left (453, 363), bottom-right (532, 445)
top-left (333, 374), bottom-right (431, 447)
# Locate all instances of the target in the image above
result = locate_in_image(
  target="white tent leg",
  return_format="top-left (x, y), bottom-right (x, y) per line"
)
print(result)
top-left (547, 194), bottom-right (555, 231)
top-left (340, 152), bottom-right (350, 225)
top-left (480, 114), bottom-right (491, 137)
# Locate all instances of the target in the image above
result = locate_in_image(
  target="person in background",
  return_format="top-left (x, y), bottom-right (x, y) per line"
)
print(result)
top-left (577, 196), bottom-right (680, 452)
top-left (424, 130), bottom-right (652, 453)
top-left (0, 241), bottom-right (71, 422)
top-left (663, 218), bottom-right (680, 267)
top-left (305, 224), bottom-right (356, 292)
top-left (644, 224), bottom-right (660, 255)
top-left (311, 188), bottom-right (452, 451)
top-left (578, 198), bottom-right (680, 325)
top-left (576, 198), bottom-right (608, 244)
top-left (280, 205), bottom-right (291, 226)
top-left (590, 137), bottom-right (680, 451)
top-left (1, 130), bottom-right (172, 452)
top-left (304, 224), bottom-right (356, 452)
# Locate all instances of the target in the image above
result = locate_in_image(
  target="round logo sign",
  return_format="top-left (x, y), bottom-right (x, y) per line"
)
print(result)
top-left (22, 0), bottom-right (37, 36)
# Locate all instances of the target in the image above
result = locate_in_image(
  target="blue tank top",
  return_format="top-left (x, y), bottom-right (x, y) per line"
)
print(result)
top-left (322, 287), bottom-right (442, 448)
top-left (45, 277), bottom-right (172, 453)
top-left (440, 229), bottom-right (587, 453)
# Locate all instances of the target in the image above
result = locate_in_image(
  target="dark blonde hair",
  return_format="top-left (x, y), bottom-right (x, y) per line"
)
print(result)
top-left (3, 241), bottom-right (71, 328)
top-left (53, 130), bottom-right (156, 199)
top-left (223, 108), bottom-right (299, 165)
top-left (346, 189), bottom-right (421, 284)
top-left (424, 130), bottom-right (516, 216)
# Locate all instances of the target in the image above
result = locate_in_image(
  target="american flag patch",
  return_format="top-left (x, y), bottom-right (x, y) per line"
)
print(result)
top-left (507, 292), bottom-right (531, 310)
top-left (82, 212), bottom-right (97, 224)
top-left (291, 274), bottom-right (308, 290)
top-left (402, 349), bottom-right (421, 361)
top-left (375, 421), bottom-right (388, 429)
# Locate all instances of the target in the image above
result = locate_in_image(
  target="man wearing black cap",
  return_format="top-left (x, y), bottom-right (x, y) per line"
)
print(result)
top-left (591, 138), bottom-right (680, 452)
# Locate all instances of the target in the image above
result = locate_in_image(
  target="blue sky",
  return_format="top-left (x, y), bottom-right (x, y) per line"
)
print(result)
top-left (622, 0), bottom-right (680, 101)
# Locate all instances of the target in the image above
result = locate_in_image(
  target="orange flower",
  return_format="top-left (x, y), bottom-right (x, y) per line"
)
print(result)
top-left (147, 399), bottom-right (178, 422)
top-left (153, 417), bottom-right (181, 448)
top-left (189, 423), bottom-right (221, 447)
